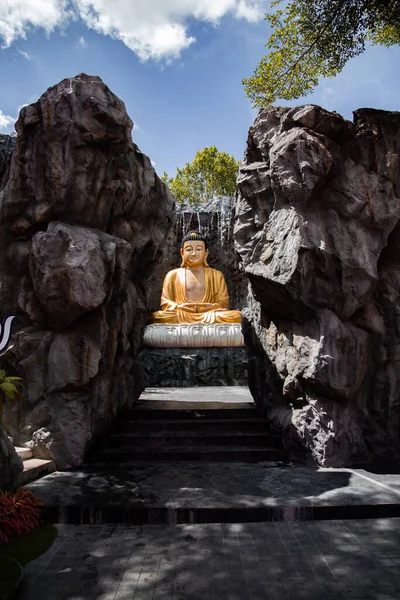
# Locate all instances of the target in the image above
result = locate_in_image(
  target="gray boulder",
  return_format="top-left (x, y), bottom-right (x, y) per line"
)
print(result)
top-left (30, 222), bottom-right (132, 330)
top-left (236, 104), bottom-right (400, 467)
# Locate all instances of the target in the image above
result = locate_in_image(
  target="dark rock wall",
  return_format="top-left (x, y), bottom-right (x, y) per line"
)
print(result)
top-left (235, 104), bottom-right (400, 467)
top-left (0, 133), bottom-right (16, 188)
top-left (141, 347), bottom-right (248, 387)
top-left (0, 429), bottom-right (23, 490)
top-left (0, 74), bottom-right (175, 469)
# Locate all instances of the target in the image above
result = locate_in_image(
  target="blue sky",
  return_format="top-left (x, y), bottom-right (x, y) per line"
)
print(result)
top-left (0, 0), bottom-right (400, 178)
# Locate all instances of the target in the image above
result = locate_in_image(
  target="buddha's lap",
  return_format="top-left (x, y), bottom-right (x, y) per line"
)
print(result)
top-left (152, 308), bottom-right (241, 324)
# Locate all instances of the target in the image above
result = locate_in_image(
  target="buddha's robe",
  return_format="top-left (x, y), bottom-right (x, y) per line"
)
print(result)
top-left (152, 267), bottom-right (241, 324)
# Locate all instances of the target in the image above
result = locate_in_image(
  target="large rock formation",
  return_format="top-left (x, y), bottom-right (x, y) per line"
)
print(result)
top-left (235, 105), bottom-right (400, 467)
top-left (0, 74), bottom-right (174, 469)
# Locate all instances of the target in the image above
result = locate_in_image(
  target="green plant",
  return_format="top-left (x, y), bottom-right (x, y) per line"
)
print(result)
top-left (0, 489), bottom-right (42, 548)
top-left (0, 505), bottom-right (56, 600)
top-left (0, 369), bottom-right (23, 428)
top-left (243, 0), bottom-right (400, 106)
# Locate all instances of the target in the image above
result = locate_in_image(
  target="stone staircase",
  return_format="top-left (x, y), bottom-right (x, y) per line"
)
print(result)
top-left (24, 389), bottom-right (291, 525)
top-left (14, 446), bottom-right (55, 486)
top-left (88, 399), bottom-right (286, 467)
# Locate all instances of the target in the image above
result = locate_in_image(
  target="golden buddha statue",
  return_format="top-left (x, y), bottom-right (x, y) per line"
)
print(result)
top-left (152, 231), bottom-right (241, 325)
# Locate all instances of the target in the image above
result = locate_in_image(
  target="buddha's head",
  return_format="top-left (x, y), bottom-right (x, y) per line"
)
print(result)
top-left (180, 231), bottom-right (209, 267)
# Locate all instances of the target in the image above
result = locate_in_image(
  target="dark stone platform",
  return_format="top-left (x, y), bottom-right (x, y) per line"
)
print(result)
top-left (140, 347), bottom-right (248, 386)
top-left (26, 462), bottom-right (400, 525)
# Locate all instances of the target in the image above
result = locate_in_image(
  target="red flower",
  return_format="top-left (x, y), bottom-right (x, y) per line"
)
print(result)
top-left (0, 488), bottom-right (42, 547)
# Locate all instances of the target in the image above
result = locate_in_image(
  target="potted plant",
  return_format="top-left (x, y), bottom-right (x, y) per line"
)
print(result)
top-left (0, 489), bottom-right (57, 600)
top-left (0, 556), bottom-right (23, 600)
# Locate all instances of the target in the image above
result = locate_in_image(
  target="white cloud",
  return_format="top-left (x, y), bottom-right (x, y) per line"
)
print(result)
top-left (17, 93), bottom-right (39, 115)
top-left (235, 0), bottom-right (264, 21)
top-left (0, 109), bottom-right (15, 131)
top-left (78, 35), bottom-right (87, 47)
top-left (0, 0), bottom-right (268, 60)
top-left (0, 0), bottom-right (72, 48)
top-left (17, 48), bottom-right (31, 59)
top-left (151, 159), bottom-right (156, 168)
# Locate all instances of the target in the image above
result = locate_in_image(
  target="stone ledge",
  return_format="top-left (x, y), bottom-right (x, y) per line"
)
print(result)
top-left (143, 323), bottom-right (244, 348)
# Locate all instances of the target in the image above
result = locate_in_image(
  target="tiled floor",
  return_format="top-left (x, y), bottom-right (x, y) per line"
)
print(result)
top-left (19, 518), bottom-right (400, 599)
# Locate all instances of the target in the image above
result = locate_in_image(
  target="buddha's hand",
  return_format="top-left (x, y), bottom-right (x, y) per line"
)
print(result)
top-left (196, 303), bottom-right (216, 311)
top-left (177, 303), bottom-right (198, 313)
top-left (177, 303), bottom-right (217, 313)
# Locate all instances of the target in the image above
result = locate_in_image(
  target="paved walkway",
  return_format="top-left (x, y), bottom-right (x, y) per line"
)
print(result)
top-left (19, 518), bottom-right (400, 600)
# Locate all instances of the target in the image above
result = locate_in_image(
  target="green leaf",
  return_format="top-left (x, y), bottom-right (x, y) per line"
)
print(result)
top-left (0, 370), bottom-right (24, 426)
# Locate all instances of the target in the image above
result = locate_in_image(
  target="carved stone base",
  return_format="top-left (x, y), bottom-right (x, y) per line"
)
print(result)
top-left (140, 347), bottom-right (248, 387)
top-left (142, 323), bottom-right (244, 348)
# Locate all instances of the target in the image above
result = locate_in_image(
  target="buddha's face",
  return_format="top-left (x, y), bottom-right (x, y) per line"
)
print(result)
top-left (181, 240), bottom-right (208, 267)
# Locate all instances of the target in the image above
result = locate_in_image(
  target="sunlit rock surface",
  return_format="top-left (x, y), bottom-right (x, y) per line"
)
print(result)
top-left (235, 104), bottom-right (400, 467)
top-left (0, 73), bottom-right (174, 469)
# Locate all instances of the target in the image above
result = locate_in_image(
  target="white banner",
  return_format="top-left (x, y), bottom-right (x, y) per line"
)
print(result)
top-left (0, 315), bottom-right (16, 353)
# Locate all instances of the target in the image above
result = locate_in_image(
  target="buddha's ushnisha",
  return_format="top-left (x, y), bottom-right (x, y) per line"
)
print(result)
top-left (152, 231), bottom-right (241, 324)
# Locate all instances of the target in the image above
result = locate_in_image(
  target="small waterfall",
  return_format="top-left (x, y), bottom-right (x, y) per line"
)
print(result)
top-left (216, 211), bottom-right (221, 247)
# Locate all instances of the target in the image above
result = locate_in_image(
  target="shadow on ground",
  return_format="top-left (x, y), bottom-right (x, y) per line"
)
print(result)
top-left (18, 518), bottom-right (400, 600)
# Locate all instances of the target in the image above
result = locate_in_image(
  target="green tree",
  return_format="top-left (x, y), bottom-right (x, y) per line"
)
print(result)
top-left (243, 0), bottom-right (400, 107)
top-left (0, 369), bottom-right (23, 428)
top-left (162, 146), bottom-right (240, 204)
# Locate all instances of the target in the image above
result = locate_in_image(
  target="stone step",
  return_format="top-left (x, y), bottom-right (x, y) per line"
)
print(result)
top-left (15, 446), bottom-right (33, 460)
top-left (131, 400), bottom-right (256, 411)
top-left (107, 432), bottom-right (274, 448)
top-left (91, 446), bottom-right (286, 463)
top-left (123, 407), bottom-right (260, 420)
top-left (117, 417), bottom-right (268, 432)
top-left (26, 461), bottom-right (400, 525)
top-left (17, 458), bottom-right (56, 486)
